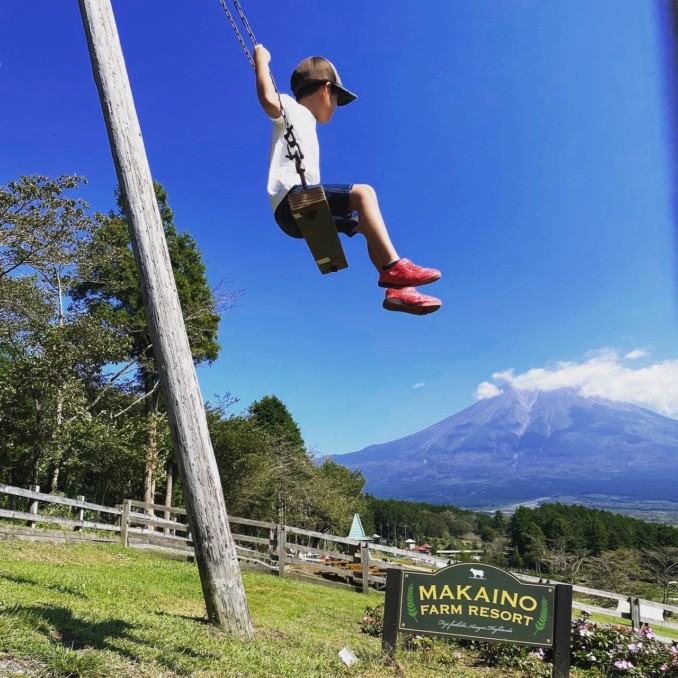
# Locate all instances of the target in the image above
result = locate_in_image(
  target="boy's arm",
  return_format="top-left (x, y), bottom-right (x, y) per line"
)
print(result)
top-left (254, 45), bottom-right (282, 119)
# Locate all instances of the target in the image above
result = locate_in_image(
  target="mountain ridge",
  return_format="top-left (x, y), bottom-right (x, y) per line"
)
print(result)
top-left (332, 387), bottom-right (678, 513)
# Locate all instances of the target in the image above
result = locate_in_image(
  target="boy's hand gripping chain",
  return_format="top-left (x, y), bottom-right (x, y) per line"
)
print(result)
top-left (220, 0), bottom-right (347, 273)
top-left (219, 0), bottom-right (307, 188)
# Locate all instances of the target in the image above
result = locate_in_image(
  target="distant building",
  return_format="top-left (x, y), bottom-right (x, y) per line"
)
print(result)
top-left (413, 544), bottom-right (433, 554)
top-left (405, 538), bottom-right (416, 551)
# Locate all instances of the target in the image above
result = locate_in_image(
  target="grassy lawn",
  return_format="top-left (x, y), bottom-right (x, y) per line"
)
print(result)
top-left (0, 539), bottom-right (568, 677)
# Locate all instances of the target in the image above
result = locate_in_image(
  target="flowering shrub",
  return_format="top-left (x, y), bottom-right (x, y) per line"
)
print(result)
top-left (358, 605), bottom-right (678, 676)
top-left (403, 634), bottom-right (435, 651)
top-left (359, 604), bottom-right (384, 637)
top-left (470, 621), bottom-right (678, 677)
top-left (572, 618), bottom-right (678, 677)
top-left (474, 641), bottom-right (552, 677)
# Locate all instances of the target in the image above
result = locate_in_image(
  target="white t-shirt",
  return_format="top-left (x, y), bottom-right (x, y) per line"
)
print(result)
top-left (267, 93), bottom-right (320, 212)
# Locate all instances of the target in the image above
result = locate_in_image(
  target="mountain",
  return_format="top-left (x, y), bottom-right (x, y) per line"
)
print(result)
top-left (333, 388), bottom-right (678, 515)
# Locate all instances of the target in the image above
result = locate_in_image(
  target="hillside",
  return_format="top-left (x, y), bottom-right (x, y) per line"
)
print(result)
top-left (334, 387), bottom-right (678, 516)
top-left (0, 540), bottom-right (535, 677)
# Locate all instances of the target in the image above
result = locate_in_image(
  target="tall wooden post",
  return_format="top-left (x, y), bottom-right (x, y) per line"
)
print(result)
top-left (78, 0), bottom-right (253, 637)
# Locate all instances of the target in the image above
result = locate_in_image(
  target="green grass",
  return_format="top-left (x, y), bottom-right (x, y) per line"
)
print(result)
top-left (0, 540), bottom-right (554, 677)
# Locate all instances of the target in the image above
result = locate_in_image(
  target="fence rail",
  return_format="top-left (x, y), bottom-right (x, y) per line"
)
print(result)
top-left (0, 483), bottom-right (676, 638)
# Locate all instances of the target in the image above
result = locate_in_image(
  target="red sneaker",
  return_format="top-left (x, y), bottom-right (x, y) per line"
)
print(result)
top-left (383, 287), bottom-right (442, 315)
top-left (378, 258), bottom-right (441, 289)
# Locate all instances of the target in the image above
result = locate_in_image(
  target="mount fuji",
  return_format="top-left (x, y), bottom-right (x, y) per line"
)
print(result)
top-left (333, 388), bottom-right (678, 516)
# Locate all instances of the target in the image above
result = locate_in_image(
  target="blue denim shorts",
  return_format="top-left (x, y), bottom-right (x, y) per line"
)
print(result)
top-left (274, 183), bottom-right (359, 239)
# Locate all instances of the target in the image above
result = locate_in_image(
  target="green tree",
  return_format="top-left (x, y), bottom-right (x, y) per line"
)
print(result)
top-left (72, 182), bottom-right (226, 505)
top-left (0, 175), bottom-right (129, 490)
top-left (584, 549), bottom-right (640, 594)
top-left (207, 400), bottom-right (276, 519)
top-left (640, 547), bottom-right (678, 604)
top-left (509, 507), bottom-right (547, 570)
top-left (248, 395), bottom-right (304, 450)
top-left (584, 515), bottom-right (609, 556)
top-left (310, 459), bottom-right (367, 535)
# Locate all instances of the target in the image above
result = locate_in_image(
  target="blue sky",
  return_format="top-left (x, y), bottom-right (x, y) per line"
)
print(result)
top-left (1, 1), bottom-right (677, 456)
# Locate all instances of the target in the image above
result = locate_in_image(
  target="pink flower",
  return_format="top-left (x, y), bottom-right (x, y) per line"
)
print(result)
top-left (614, 659), bottom-right (633, 670)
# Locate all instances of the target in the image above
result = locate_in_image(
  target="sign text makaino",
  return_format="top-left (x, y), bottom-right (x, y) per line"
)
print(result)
top-left (398, 563), bottom-right (554, 645)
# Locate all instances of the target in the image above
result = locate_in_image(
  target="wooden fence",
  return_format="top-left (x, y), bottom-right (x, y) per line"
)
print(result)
top-left (1, 483), bottom-right (677, 640)
top-left (0, 483), bottom-right (442, 593)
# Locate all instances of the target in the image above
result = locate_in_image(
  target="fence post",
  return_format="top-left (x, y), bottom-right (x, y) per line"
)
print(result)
top-left (361, 542), bottom-right (370, 595)
top-left (120, 499), bottom-right (131, 547)
top-left (277, 524), bottom-right (286, 578)
top-left (74, 495), bottom-right (85, 531)
top-left (268, 527), bottom-right (276, 560)
top-left (630, 597), bottom-right (641, 631)
top-left (27, 485), bottom-right (40, 529)
top-left (163, 504), bottom-right (173, 536)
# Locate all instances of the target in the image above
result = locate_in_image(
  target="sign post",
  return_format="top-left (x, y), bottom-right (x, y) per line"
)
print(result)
top-left (382, 563), bottom-right (571, 677)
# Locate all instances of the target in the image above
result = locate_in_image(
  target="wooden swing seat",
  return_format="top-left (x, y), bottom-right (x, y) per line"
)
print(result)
top-left (287, 186), bottom-right (348, 274)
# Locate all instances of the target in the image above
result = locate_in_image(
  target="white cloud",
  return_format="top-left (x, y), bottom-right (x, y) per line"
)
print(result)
top-left (475, 349), bottom-right (678, 418)
top-left (474, 381), bottom-right (503, 400)
top-left (625, 348), bottom-right (649, 360)
top-left (412, 382), bottom-right (426, 390)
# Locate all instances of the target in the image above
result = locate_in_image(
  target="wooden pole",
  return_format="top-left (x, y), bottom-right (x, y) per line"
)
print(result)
top-left (119, 499), bottom-right (131, 547)
top-left (361, 543), bottom-right (370, 595)
top-left (552, 584), bottom-right (572, 678)
top-left (27, 484), bottom-right (39, 529)
top-left (78, 0), bottom-right (253, 637)
top-left (277, 524), bottom-right (286, 578)
top-left (74, 495), bottom-right (85, 531)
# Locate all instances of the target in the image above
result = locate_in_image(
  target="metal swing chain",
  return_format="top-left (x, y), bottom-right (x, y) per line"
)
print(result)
top-left (218, 0), bottom-right (308, 188)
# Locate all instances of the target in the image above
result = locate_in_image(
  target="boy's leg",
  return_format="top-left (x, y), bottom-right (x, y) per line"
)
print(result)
top-left (348, 184), bottom-right (441, 288)
top-left (348, 184), bottom-right (398, 270)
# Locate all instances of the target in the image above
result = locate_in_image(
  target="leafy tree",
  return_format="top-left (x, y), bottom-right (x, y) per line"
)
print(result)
top-left (640, 547), bottom-right (678, 604)
top-left (584, 549), bottom-right (641, 594)
top-left (492, 510), bottom-right (507, 532)
top-left (1, 175), bottom-right (90, 278)
top-left (583, 515), bottom-right (609, 556)
top-left (310, 459), bottom-right (367, 535)
top-left (0, 175), bottom-right (129, 489)
top-left (72, 182), bottom-right (226, 505)
top-left (208, 401), bottom-right (276, 519)
top-left (248, 395), bottom-right (304, 450)
top-left (539, 544), bottom-right (588, 582)
top-left (509, 507), bottom-right (547, 570)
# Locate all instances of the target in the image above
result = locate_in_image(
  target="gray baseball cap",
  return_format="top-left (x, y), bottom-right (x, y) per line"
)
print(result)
top-left (290, 56), bottom-right (357, 106)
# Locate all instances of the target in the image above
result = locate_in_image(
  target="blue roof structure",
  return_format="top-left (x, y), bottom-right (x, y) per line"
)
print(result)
top-left (347, 513), bottom-right (369, 540)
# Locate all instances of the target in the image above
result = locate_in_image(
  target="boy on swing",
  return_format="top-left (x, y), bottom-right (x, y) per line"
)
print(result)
top-left (254, 45), bottom-right (442, 315)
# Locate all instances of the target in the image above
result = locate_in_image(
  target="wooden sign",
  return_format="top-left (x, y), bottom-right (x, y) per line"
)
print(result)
top-left (382, 563), bottom-right (572, 678)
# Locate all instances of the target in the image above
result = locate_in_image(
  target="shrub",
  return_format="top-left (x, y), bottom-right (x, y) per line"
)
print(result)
top-left (571, 618), bottom-right (678, 677)
top-left (474, 642), bottom-right (552, 677)
top-left (359, 604), bottom-right (384, 637)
